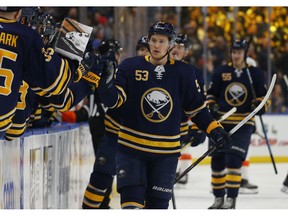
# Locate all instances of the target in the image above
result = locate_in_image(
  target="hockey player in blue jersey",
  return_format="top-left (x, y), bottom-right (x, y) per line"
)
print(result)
top-left (97, 21), bottom-right (232, 209)
top-left (0, 7), bottom-right (103, 139)
top-left (82, 39), bottom-right (123, 209)
top-left (206, 38), bottom-right (270, 209)
top-left (82, 36), bottom-right (157, 209)
top-left (170, 33), bottom-right (207, 185)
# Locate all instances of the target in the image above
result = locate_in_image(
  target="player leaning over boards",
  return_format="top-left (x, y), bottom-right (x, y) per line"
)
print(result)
top-left (0, 7), bottom-right (103, 140)
top-left (206, 38), bottom-right (270, 209)
top-left (0, 7), bottom-right (100, 138)
top-left (97, 21), bottom-right (232, 209)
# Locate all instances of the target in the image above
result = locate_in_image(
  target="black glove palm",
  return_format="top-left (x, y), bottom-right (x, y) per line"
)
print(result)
top-left (182, 128), bottom-right (206, 147)
top-left (209, 127), bottom-right (232, 151)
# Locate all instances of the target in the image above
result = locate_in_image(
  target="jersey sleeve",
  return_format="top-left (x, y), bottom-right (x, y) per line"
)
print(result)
top-left (23, 33), bottom-right (80, 97)
top-left (182, 65), bottom-right (206, 117)
top-left (39, 80), bottom-right (93, 112)
top-left (99, 60), bottom-right (128, 109)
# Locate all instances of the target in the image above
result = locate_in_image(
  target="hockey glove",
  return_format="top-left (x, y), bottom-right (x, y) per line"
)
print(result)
top-left (208, 103), bottom-right (220, 120)
top-left (209, 126), bottom-right (232, 152)
top-left (80, 51), bottom-right (102, 90)
top-left (182, 125), bottom-right (206, 147)
top-left (251, 97), bottom-right (270, 116)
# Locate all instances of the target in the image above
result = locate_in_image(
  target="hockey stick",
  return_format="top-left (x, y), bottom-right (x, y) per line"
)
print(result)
top-left (172, 108), bottom-right (236, 210)
top-left (246, 68), bottom-right (278, 174)
top-left (181, 107), bottom-right (237, 150)
top-left (174, 73), bottom-right (277, 184)
top-left (283, 74), bottom-right (288, 90)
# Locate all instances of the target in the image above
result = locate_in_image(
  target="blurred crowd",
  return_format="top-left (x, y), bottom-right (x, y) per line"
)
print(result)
top-left (42, 6), bottom-right (288, 114)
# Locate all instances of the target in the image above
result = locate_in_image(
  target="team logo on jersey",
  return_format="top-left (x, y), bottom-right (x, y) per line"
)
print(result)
top-left (141, 88), bottom-right (173, 123)
top-left (234, 69), bottom-right (243, 78)
top-left (225, 82), bottom-right (248, 106)
top-left (154, 65), bottom-right (165, 80)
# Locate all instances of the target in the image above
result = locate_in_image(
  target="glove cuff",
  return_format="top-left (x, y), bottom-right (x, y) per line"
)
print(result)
top-left (206, 120), bottom-right (223, 134)
top-left (191, 124), bottom-right (199, 130)
top-left (82, 72), bottom-right (101, 89)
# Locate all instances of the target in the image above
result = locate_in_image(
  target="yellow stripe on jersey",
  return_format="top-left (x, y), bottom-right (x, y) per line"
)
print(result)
top-left (180, 122), bottom-right (189, 136)
top-left (180, 124), bottom-right (188, 132)
top-left (121, 125), bottom-right (180, 140)
top-left (41, 89), bottom-right (74, 112)
top-left (119, 131), bottom-right (179, 148)
top-left (118, 139), bottom-right (181, 154)
top-left (105, 114), bottom-right (121, 128)
top-left (105, 127), bottom-right (119, 135)
top-left (0, 108), bottom-right (16, 131)
top-left (108, 85), bottom-right (127, 109)
top-left (219, 112), bottom-right (255, 126)
top-left (31, 59), bottom-right (71, 96)
top-left (185, 103), bottom-right (206, 118)
top-left (105, 119), bottom-right (119, 131)
top-left (4, 118), bottom-right (29, 140)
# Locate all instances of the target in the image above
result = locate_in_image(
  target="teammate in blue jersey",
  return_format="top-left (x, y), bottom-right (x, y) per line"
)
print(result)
top-left (170, 33), bottom-right (207, 185)
top-left (0, 7), bottom-right (103, 139)
top-left (82, 36), bottom-right (156, 209)
top-left (206, 38), bottom-right (270, 209)
top-left (82, 39), bottom-right (123, 209)
top-left (98, 21), bottom-right (232, 209)
top-left (0, 7), bottom-right (82, 137)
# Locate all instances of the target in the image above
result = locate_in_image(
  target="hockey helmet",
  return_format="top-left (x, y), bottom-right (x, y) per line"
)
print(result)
top-left (148, 21), bottom-right (176, 42)
top-left (136, 35), bottom-right (149, 51)
top-left (97, 39), bottom-right (123, 55)
top-left (18, 7), bottom-right (41, 27)
top-left (230, 38), bottom-right (249, 53)
top-left (175, 34), bottom-right (191, 49)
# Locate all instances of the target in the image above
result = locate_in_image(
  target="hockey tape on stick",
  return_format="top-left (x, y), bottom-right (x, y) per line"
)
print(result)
top-left (175, 73), bottom-right (277, 184)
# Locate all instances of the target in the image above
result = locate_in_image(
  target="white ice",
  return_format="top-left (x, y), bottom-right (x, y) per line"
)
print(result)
top-left (109, 162), bottom-right (288, 210)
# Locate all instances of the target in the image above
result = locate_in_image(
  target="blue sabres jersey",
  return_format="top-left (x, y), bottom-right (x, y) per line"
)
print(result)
top-left (4, 80), bottom-right (92, 140)
top-left (0, 18), bottom-right (78, 133)
top-left (206, 63), bottom-right (267, 130)
top-left (101, 55), bottom-right (209, 155)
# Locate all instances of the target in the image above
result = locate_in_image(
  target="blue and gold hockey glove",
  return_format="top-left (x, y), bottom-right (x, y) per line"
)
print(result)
top-left (251, 97), bottom-right (270, 115)
top-left (80, 51), bottom-right (102, 90)
top-left (182, 125), bottom-right (206, 147)
top-left (207, 121), bottom-right (232, 152)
